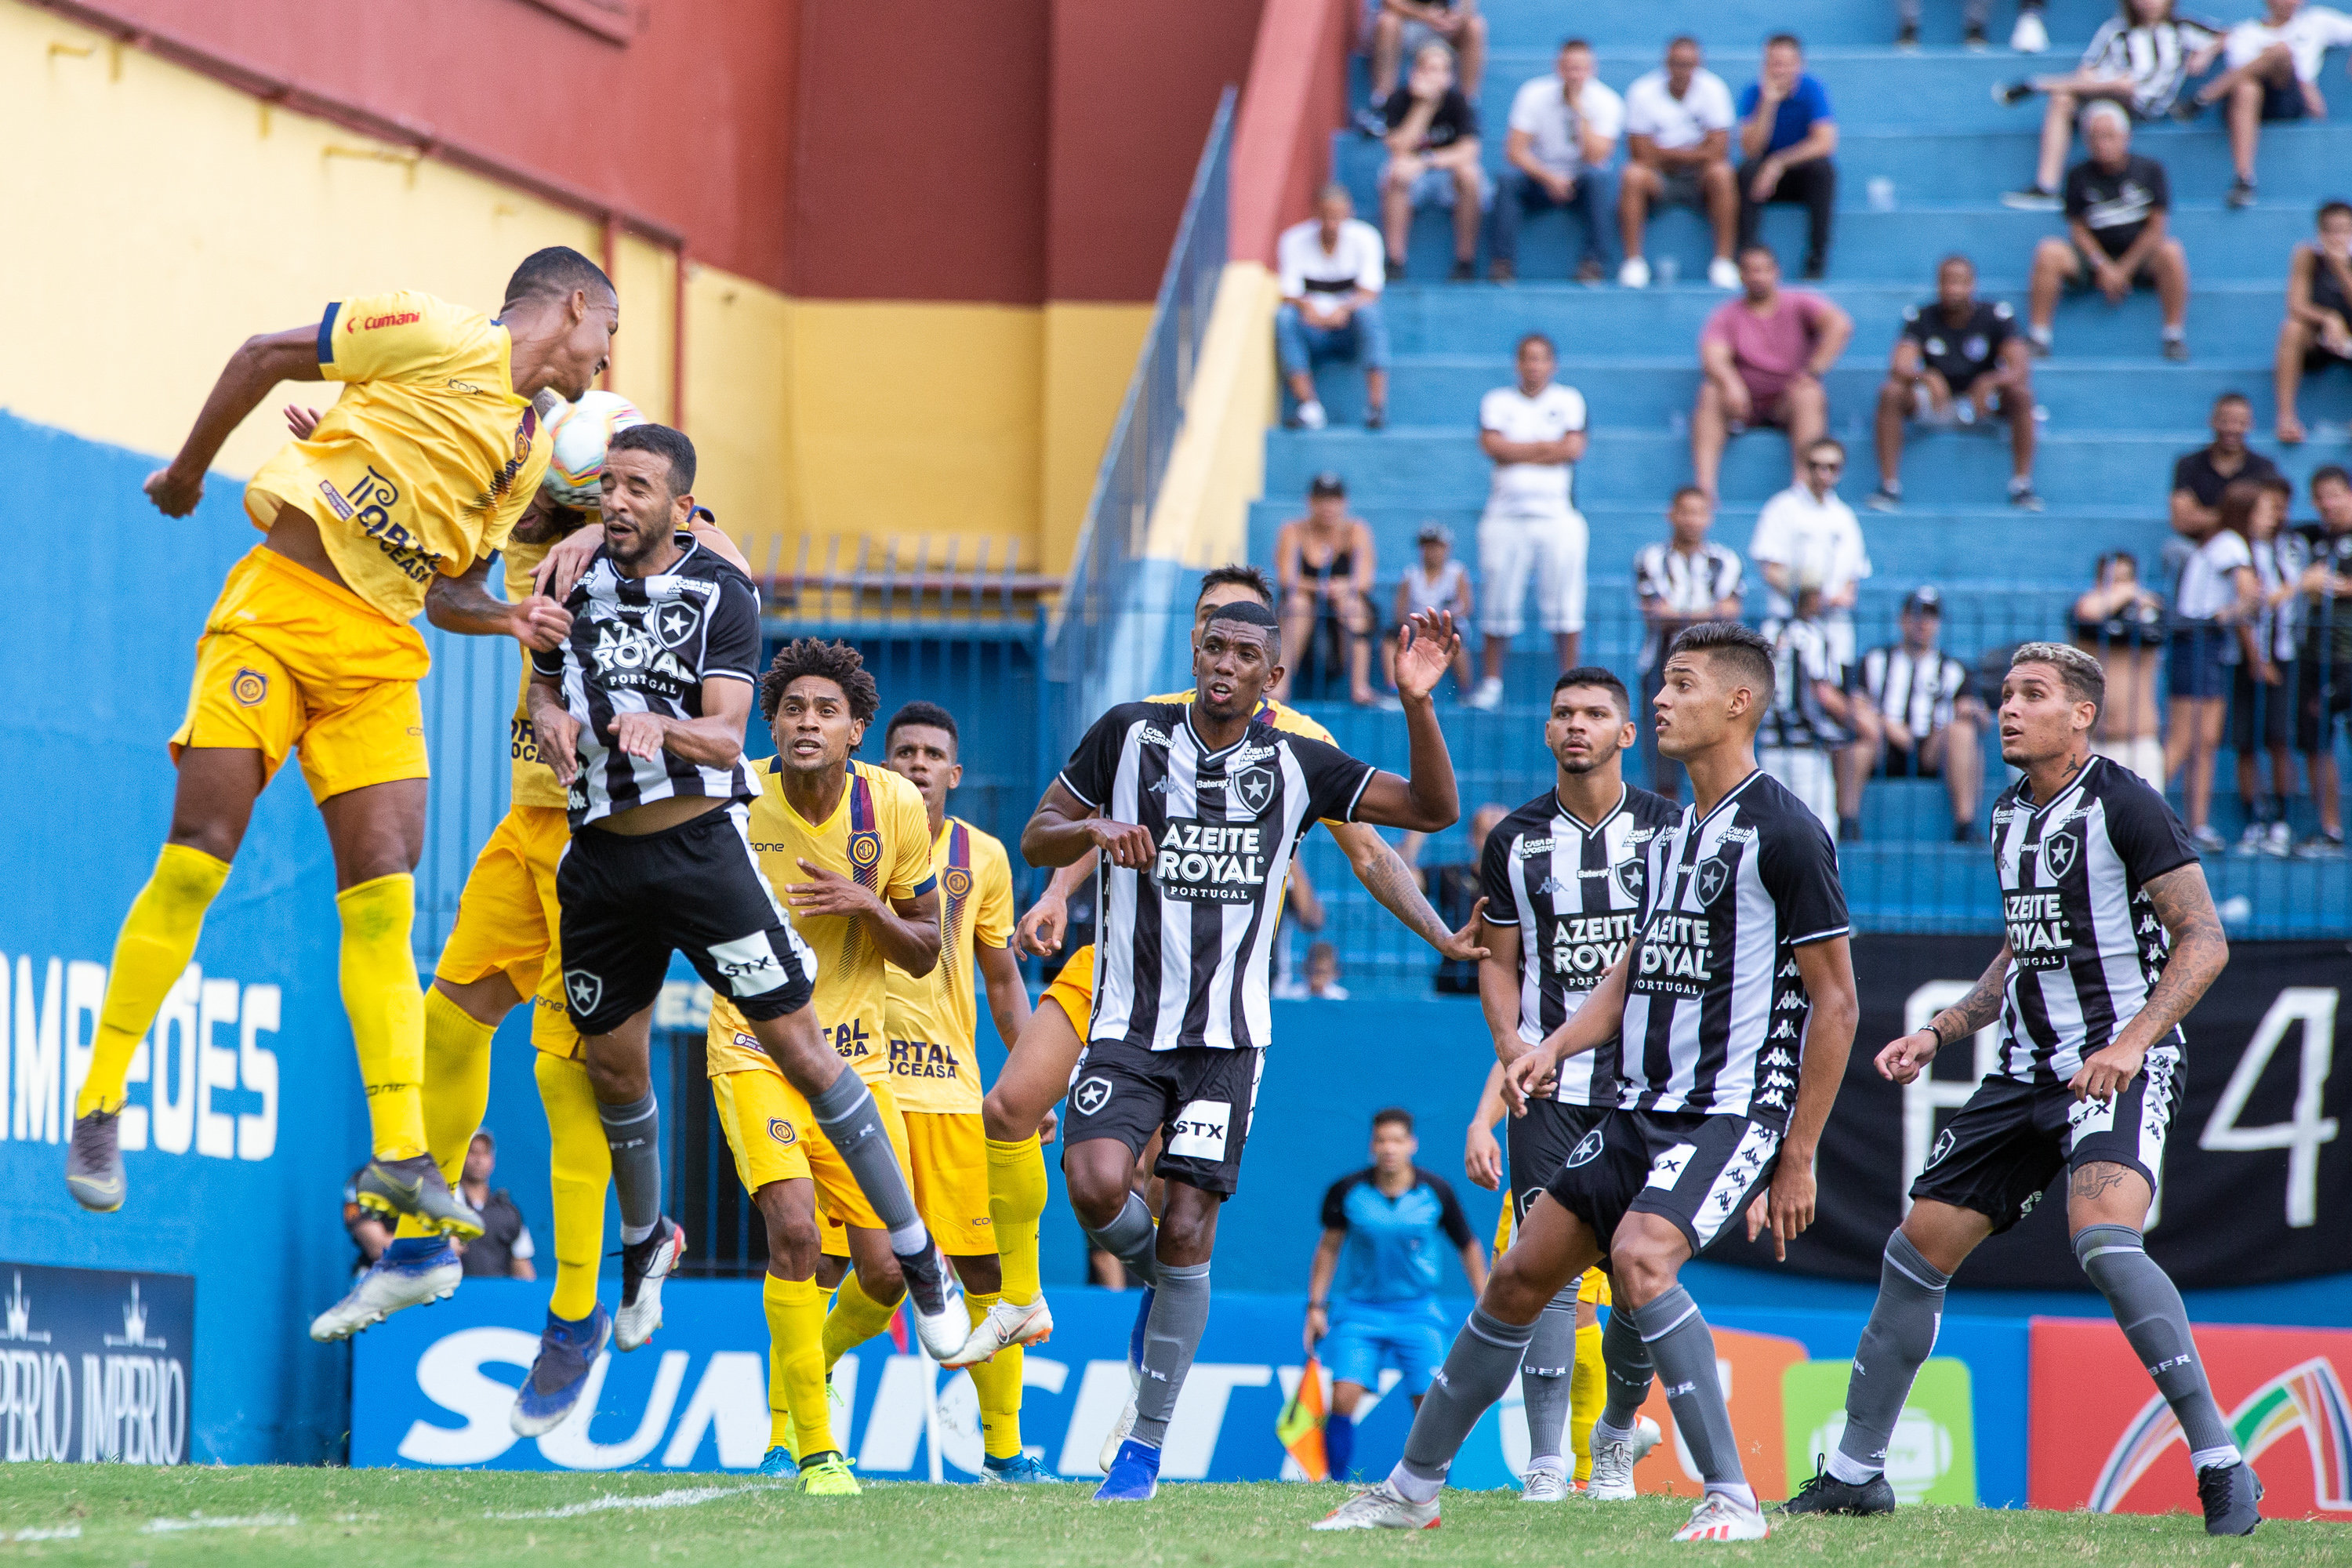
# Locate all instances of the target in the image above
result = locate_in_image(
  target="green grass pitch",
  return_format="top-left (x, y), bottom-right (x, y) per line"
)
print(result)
top-left (1, 1465), bottom-right (2344, 1566)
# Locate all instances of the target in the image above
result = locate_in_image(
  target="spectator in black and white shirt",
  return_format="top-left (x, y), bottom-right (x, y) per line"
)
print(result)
top-left (1996, 1), bottom-right (2222, 207)
top-left (1493, 38), bottom-right (1624, 284)
top-left (2161, 479), bottom-right (2264, 850)
top-left (1759, 583), bottom-right (1867, 835)
top-left (2234, 474), bottom-right (2307, 855)
top-left (1277, 185), bottom-right (1389, 431)
top-left (1869, 255), bottom-right (2040, 512)
top-left (1634, 487), bottom-right (1744, 799)
top-left (2193, 0), bottom-right (2352, 209)
top-left (2025, 103), bottom-right (2191, 359)
top-left (1381, 42), bottom-right (1486, 282)
top-left (2295, 465), bottom-right (2352, 855)
top-left (1857, 586), bottom-right (1991, 842)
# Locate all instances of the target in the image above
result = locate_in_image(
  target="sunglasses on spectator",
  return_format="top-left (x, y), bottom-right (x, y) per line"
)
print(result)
top-left (1808, 458), bottom-right (1844, 472)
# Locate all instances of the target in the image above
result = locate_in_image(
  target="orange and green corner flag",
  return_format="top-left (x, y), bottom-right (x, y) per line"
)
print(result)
top-left (1279, 1356), bottom-right (1330, 1481)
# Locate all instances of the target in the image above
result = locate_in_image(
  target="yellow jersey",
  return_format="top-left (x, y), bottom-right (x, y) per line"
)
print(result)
top-left (245, 290), bottom-right (549, 624)
top-left (884, 818), bottom-right (1016, 1115)
top-left (501, 533), bottom-right (572, 811)
top-left (709, 758), bottom-right (935, 1082)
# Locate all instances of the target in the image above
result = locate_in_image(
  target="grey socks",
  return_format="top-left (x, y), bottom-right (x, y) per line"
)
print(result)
top-left (1638, 1286), bottom-right (1748, 1496)
top-left (1830, 1231), bottom-right (1951, 1484)
top-left (1596, 1296), bottom-right (1655, 1439)
top-left (597, 1092), bottom-right (662, 1245)
top-left (1520, 1289), bottom-right (1579, 1470)
top-left (1131, 1260), bottom-right (1211, 1446)
top-left (2076, 1225), bottom-right (2240, 1468)
top-left (808, 1069), bottom-right (927, 1255)
top-left (1083, 1190), bottom-right (1162, 1290)
top-left (1393, 1306), bottom-right (1537, 1501)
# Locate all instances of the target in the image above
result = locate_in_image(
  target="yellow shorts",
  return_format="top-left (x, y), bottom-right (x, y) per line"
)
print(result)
top-left (1491, 1205), bottom-right (1610, 1308)
top-left (172, 546), bottom-right (430, 804)
top-left (431, 804), bottom-right (580, 1058)
top-left (1041, 943), bottom-right (1095, 1030)
top-left (902, 1111), bottom-right (995, 1258)
top-left (710, 1065), bottom-right (913, 1240)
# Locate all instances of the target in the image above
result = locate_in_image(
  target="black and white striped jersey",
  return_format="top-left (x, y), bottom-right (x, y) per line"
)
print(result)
top-left (1759, 615), bottom-right (1852, 750)
top-left (1989, 756), bottom-right (2198, 1083)
top-left (531, 533), bottom-right (761, 828)
top-left (1480, 783), bottom-right (1683, 1107)
top-left (1619, 769), bottom-right (1849, 1130)
top-left (1859, 644), bottom-right (1973, 737)
top-left (1058, 700), bottom-right (1375, 1051)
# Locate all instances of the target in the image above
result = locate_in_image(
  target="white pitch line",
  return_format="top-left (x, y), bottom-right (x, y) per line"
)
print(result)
top-left (487, 1482), bottom-right (787, 1522)
top-left (6, 1527), bottom-right (82, 1542)
top-left (141, 1513), bottom-right (302, 1534)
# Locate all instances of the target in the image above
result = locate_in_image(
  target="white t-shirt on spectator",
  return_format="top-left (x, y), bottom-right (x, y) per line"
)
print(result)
top-left (2223, 5), bottom-right (2352, 82)
top-left (2175, 528), bottom-right (2253, 622)
top-left (1507, 74), bottom-right (1627, 177)
top-left (1748, 485), bottom-right (1872, 619)
top-left (1277, 218), bottom-right (1385, 302)
top-left (1480, 383), bottom-right (1588, 514)
top-left (1402, 558), bottom-right (1470, 615)
top-left (1621, 68), bottom-right (1736, 151)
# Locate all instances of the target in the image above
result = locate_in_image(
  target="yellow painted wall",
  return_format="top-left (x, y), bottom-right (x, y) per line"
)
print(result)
top-left (1041, 301), bottom-right (1154, 573)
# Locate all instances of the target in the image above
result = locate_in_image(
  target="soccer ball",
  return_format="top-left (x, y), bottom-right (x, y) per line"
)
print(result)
top-left (543, 390), bottom-right (644, 509)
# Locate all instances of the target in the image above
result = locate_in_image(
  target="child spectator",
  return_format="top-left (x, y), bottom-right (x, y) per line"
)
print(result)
top-left (1735, 34), bottom-right (1840, 278)
top-left (1387, 524), bottom-right (1475, 698)
top-left (2234, 476), bottom-right (2307, 855)
top-left (1381, 42), bottom-right (1486, 282)
top-left (2275, 200), bottom-right (2352, 445)
top-left (2025, 101), bottom-right (2191, 359)
top-left (1305, 942), bottom-right (1351, 1000)
top-left (2073, 550), bottom-right (2171, 786)
top-left (2165, 480), bottom-right (2266, 851)
top-left (1996, 0), bottom-right (2223, 208)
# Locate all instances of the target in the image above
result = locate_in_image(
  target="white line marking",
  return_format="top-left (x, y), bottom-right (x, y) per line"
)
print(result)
top-left (8, 1527), bottom-right (82, 1542)
top-left (486, 1482), bottom-right (788, 1521)
top-left (142, 1513), bottom-right (301, 1534)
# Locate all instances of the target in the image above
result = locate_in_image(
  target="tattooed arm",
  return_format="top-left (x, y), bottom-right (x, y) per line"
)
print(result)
top-left (1876, 940), bottom-right (2014, 1086)
top-left (2072, 862), bottom-right (2227, 1102)
top-left (1327, 820), bottom-right (1490, 963)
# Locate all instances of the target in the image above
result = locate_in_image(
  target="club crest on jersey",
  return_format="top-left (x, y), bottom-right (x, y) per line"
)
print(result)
top-left (1693, 855), bottom-right (1731, 906)
top-left (653, 601), bottom-right (700, 648)
top-left (766, 1118), bottom-right (799, 1147)
top-left (230, 667), bottom-right (269, 707)
top-left (564, 969), bottom-right (602, 1015)
top-left (1566, 1129), bottom-right (1605, 1169)
top-left (1614, 855), bottom-right (1646, 905)
top-left (2039, 830), bottom-right (2078, 880)
top-left (1073, 1076), bottom-right (1113, 1116)
top-left (848, 831), bottom-right (883, 872)
top-left (942, 867), bottom-right (973, 898)
top-left (1228, 766), bottom-right (1275, 815)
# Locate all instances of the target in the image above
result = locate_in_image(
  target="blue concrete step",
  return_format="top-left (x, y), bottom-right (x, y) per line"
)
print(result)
top-left (1461, 0), bottom-right (2122, 50)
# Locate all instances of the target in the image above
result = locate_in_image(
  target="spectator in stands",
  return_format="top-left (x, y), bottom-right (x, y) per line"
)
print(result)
top-left (456, 1131), bottom-right (535, 1280)
top-left (2235, 475), bottom-right (2307, 855)
top-left (1305, 942), bottom-right (1351, 1000)
top-left (2073, 550), bottom-right (2170, 786)
top-left (1759, 582), bottom-right (1866, 834)
top-left (1387, 523), bottom-right (1475, 698)
top-left (343, 1164), bottom-right (390, 1276)
top-left (2276, 199), bottom-right (2352, 445)
top-left (1634, 486), bottom-right (1745, 799)
top-left (1404, 802), bottom-right (1507, 995)
top-left (1900, 0), bottom-right (2051, 51)
top-left (1751, 437), bottom-right (1872, 671)
top-left (1470, 333), bottom-right (1588, 710)
top-left (2172, 391), bottom-right (2284, 535)
top-left (1693, 247), bottom-right (1854, 499)
top-left (1857, 586), bottom-right (1991, 843)
top-left (1274, 851), bottom-right (1329, 1000)
top-left (2166, 479), bottom-right (2266, 851)
top-left (1274, 472), bottom-right (1380, 706)
top-left (1736, 34), bottom-right (1841, 279)
top-left (1493, 38), bottom-right (1623, 284)
top-left (1381, 42), bottom-right (1486, 283)
top-left (2025, 101), bottom-right (2191, 360)
top-left (1869, 254), bottom-right (2041, 512)
top-left (1995, 0), bottom-right (2223, 209)
top-left (2295, 465), bottom-right (2352, 855)
top-left (2194, 0), bottom-right (2352, 209)
top-left (1367, 0), bottom-right (1489, 112)
top-left (1617, 35), bottom-right (1740, 289)
top-left (1278, 184), bottom-right (1390, 433)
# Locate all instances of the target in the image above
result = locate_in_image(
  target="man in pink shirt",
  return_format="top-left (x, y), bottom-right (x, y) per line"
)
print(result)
top-left (1691, 245), bottom-right (1853, 499)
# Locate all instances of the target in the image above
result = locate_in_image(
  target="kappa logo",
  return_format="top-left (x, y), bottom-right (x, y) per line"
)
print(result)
top-left (2040, 830), bottom-right (2078, 880)
top-left (1229, 766), bottom-right (1275, 815)
top-left (1566, 1128), bottom-right (1605, 1169)
top-left (564, 969), bottom-right (602, 1015)
top-left (653, 601), bottom-right (700, 648)
top-left (766, 1118), bottom-right (799, 1147)
top-left (1694, 856), bottom-right (1731, 906)
top-left (1073, 1075), bottom-right (1113, 1116)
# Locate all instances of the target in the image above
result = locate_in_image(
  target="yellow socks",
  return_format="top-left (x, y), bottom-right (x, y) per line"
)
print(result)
top-left (821, 1269), bottom-right (902, 1372)
top-left (962, 1291), bottom-right (1025, 1462)
top-left (337, 873), bottom-right (427, 1161)
top-left (1570, 1319), bottom-right (1604, 1486)
top-left (984, 1134), bottom-right (1047, 1306)
top-left (538, 1051), bottom-right (611, 1321)
top-left (764, 1272), bottom-right (832, 1458)
top-left (394, 988), bottom-right (498, 1241)
top-left (77, 844), bottom-right (230, 1117)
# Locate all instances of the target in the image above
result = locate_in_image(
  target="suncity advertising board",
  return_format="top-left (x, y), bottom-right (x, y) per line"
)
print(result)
top-left (0, 1262), bottom-right (194, 1465)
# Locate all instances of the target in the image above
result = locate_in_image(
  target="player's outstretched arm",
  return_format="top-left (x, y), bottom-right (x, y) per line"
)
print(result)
top-left (146, 324), bottom-right (326, 517)
top-left (1020, 779), bottom-right (1152, 869)
top-left (2073, 862), bottom-right (2227, 1103)
top-left (524, 674), bottom-right (579, 787)
top-left (609, 674), bottom-right (750, 770)
top-left (424, 555), bottom-right (572, 648)
top-left (1880, 939), bottom-right (2013, 1085)
top-left (1332, 822), bottom-right (1490, 963)
top-left (1765, 935), bottom-right (1861, 1261)
top-left (1349, 610), bottom-right (1462, 833)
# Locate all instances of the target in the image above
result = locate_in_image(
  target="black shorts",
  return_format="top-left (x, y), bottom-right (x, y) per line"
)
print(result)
top-left (2297, 662), bottom-right (2352, 752)
top-left (555, 802), bottom-right (817, 1037)
top-left (1506, 1098), bottom-right (1609, 1228)
top-left (1878, 740), bottom-right (1944, 780)
top-left (2262, 78), bottom-right (2309, 122)
top-left (2230, 662), bottom-right (2299, 753)
top-left (1908, 1049), bottom-right (2181, 1234)
top-left (1544, 1108), bottom-right (1783, 1262)
top-left (1062, 1038), bottom-right (1262, 1196)
top-left (2303, 343), bottom-right (2352, 374)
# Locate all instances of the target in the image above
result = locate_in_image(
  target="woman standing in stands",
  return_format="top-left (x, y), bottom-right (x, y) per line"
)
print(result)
top-left (1275, 472), bottom-right (1381, 706)
top-left (2074, 550), bottom-right (2169, 786)
top-left (2165, 481), bottom-right (2267, 851)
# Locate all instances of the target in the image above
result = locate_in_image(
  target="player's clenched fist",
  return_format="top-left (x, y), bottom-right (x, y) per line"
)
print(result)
top-left (1875, 1027), bottom-right (1940, 1086)
top-left (2069, 1039), bottom-right (2144, 1105)
top-left (143, 466), bottom-right (205, 518)
top-left (509, 599), bottom-right (573, 652)
top-left (1085, 817), bottom-right (1156, 869)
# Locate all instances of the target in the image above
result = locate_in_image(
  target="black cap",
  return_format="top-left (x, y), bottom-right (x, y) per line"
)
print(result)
top-left (1903, 585), bottom-right (1944, 614)
top-left (1308, 471), bottom-right (1348, 498)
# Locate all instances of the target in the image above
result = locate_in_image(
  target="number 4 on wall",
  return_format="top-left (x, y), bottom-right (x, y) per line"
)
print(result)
top-left (2198, 987), bottom-right (2340, 1229)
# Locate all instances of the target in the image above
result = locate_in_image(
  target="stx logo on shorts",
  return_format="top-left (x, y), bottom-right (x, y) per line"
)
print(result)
top-left (564, 970), bottom-right (602, 1014)
top-left (767, 1118), bottom-right (798, 1147)
top-left (1645, 1142), bottom-right (1697, 1190)
top-left (1566, 1129), bottom-right (1605, 1169)
top-left (230, 667), bottom-right (268, 707)
top-left (707, 934), bottom-right (787, 997)
top-left (1072, 1076), bottom-right (1113, 1116)
top-left (1167, 1099), bottom-right (1230, 1160)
